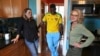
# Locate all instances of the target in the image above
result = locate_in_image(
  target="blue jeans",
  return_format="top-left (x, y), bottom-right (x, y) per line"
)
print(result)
top-left (46, 32), bottom-right (60, 56)
top-left (25, 39), bottom-right (38, 56)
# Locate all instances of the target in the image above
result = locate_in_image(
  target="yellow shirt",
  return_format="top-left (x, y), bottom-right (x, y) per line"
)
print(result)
top-left (42, 12), bottom-right (62, 32)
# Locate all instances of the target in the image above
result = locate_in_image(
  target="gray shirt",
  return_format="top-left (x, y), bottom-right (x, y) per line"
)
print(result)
top-left (70, 23), bottom-right (95, 48)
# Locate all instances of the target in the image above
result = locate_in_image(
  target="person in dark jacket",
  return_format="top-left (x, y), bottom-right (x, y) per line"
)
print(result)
top-left (11, 8), bottom-right (39, 56)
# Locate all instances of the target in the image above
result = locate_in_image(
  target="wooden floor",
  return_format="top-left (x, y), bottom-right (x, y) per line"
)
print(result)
top-left (38, 46), bottom-right (62, 56)
top-left (38, 46), bottom-right (88, 56)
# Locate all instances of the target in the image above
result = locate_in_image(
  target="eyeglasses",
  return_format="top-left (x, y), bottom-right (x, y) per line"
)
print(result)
top-left (71, 14), bottom-right (79, 17)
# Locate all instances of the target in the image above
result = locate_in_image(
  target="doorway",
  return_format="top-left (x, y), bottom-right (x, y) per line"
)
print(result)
top-left (36, 0), bottom-right (71, 56)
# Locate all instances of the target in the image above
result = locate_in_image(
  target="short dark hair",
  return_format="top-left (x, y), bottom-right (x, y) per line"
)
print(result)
top-left (50, 4), bottom-right (56, 8)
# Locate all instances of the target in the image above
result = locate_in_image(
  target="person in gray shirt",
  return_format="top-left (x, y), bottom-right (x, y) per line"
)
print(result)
top-left (66, 9), bottom-right (95, 56)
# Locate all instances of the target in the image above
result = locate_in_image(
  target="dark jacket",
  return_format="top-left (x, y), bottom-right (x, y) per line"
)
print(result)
top-left (17, 17), bottom-right (38, 42)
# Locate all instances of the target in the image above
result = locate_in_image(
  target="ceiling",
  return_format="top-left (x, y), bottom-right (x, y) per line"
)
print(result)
top-left (42, 0), bottom-right (64, 4)
top-left (41, 0), bottom-right (100, 4)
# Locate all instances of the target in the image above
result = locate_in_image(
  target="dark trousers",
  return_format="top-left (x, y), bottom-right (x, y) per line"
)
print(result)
top-left (66, 46), bottom-right (82, 56)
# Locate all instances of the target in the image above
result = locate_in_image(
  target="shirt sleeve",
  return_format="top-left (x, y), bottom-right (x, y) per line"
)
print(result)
top-left (16, 19), bottom-right (23, 35)
top-left (34, 20), bottom-right (39, 33)
top-left (42, 14), bottom-right (47, 22)
top-left (58, 14), bottom-right (63, 24)
top-left (80, 25), bottom-right (95, 48)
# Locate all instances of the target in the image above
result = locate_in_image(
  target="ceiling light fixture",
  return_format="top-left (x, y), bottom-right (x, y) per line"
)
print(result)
top-left (78, 0), bottom-right (86, 4)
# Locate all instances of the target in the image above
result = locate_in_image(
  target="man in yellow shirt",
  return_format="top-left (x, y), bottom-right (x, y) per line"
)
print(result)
top-left (41, 4), bottom-right (63, 56)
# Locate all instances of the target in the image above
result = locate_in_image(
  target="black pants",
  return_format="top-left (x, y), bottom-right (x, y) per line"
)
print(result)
top-left (66, 46), bottom-right (82, 56)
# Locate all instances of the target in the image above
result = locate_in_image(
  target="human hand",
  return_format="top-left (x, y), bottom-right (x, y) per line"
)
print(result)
top-left (11, 38), bottom-right (19, 44)
top-left (38, 33), bottom-right (40, 37)
top-left (73, 42), bottom-right (81, 48)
